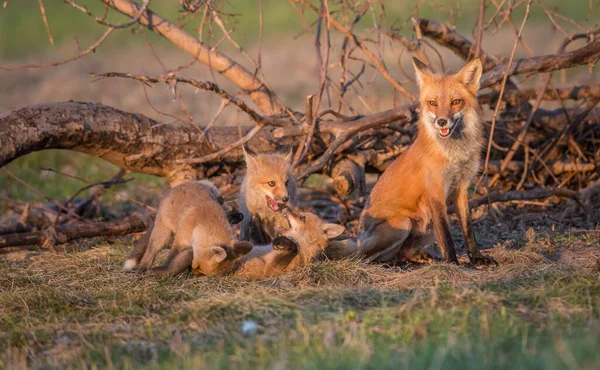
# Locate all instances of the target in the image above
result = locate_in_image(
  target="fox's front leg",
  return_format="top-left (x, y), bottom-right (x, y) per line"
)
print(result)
top-left (454, 184), bottom-right (497, 267)
top-left (429, 199), bottom-right (459, 264)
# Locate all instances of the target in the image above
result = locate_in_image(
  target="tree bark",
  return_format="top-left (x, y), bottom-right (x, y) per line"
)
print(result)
top-left (0, 101), bottom-right (412, 185)
top-left (0, 216), bottom-right (147, 249)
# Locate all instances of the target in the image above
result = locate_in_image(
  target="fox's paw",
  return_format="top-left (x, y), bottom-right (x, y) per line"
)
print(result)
top-left (227, 212), bottom-right (244, 225)
top-left (137, 260), bottom-right (153, 272)
top-left (469, 254), bottom-right (498, 268)
top-left (272, 236), bottom-right (298, 252)
top-left (122, 258), bottom-right (137, 272)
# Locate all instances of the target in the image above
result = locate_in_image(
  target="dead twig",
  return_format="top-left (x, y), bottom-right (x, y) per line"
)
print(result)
top-left (91, 72), bottom-right (292, 128)
top-left (0, 28), bottom-right (114, 71)
top-left (482, 0), bottom-right (533, 189)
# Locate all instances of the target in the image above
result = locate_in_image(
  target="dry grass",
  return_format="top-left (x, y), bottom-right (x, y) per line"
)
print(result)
top-left (1, 229), bottom-right (599, 369)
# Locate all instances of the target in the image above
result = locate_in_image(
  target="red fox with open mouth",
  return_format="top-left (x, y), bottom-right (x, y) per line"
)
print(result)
top-left (238, 147), bottom-right (298, 245)
top-left (194, 208), bottom-right (345, 279)
top-left (327, 58), bottom-right (497, 268)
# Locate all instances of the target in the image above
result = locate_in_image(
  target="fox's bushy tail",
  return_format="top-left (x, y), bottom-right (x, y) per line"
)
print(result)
top-left (323, 237), bottom-right (359, 260)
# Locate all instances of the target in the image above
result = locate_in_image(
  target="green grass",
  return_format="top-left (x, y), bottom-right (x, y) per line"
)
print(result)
top-left (0, 150), bottom-right (167, 216)
top-left (0, 243), bottom-right (598, 369)
top-left (1, 0), bottom-right (597, 59)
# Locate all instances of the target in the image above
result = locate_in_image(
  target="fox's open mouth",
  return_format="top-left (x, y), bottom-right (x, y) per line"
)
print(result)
top-left (266, 195), bottom-right (279, 212)
top-left (274, 211), bottom-right (292, 233)
top-left (438, 125), bottom-right (454, 138)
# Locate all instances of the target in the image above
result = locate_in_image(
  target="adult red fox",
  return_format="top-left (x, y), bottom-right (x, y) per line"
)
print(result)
top-left (355, 58), bottom-right (497, 267)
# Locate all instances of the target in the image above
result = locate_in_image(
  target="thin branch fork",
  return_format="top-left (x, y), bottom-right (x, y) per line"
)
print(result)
top-left (372, 28), bottom-right (428, 63)
top-left (0, 27), bottom-right (114, 71)
top-left (296, 105), bottom-right (414, 179)
top-left (415, 18), bottom-right (498, 71)
top-left (480, 39), bottom-right (600, 89)
top-left (465, 183), bottom-right (598, 212)
top-left (446, 180), bottom-right (600, 215)
top-left (98, 0), bottom-right (287, 116)
top-left (91, 72), bottom-right (293, 128)
top-left (65, 0), bottom-right (150, 29)
top-left (487, 160), bottom-right (598, 176)
top-left (478, 85), bottom-right (600, 105)
top-left (292, 0), bottom-right (415, 100)
top-left (91, 72), bottom-right (297, 166)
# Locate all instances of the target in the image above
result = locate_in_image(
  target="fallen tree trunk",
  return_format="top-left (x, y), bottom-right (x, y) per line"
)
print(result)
top-left (0, 102), bottom-right (297, 185)
top-left (0, 101), bottom-right (413, 186)
top-left (0, 216), bottom-right (147, 249)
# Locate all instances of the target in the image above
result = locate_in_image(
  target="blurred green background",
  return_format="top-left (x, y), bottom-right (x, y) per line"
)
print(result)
top-left (1, 0), bottom-right (596, 59)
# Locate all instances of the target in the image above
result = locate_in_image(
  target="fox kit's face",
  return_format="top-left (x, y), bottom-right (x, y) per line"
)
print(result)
top-left (244, 149), bottom-right (294, 212)
top-left (192, 241), bottom-right (253, 276)
top-left (413, 58), bottom-right (483, 139)
top-left (275, 209), bottom-right (345, 247)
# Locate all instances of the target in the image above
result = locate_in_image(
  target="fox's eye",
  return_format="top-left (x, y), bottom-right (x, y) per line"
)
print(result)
top-left (428, 101), bottom-right (437, 107)
top-left (268, 181), bottom-right (276, 187)
top-left (299, 215), bottom-right (306, 222)
top-left (452, 99), bottom-right (462, 105)
top-left (285, 179), bottom-right (289, 186)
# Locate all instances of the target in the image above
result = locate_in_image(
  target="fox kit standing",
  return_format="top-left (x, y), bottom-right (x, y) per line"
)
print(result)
top-left (123, 180), bottom-right (252, 276)
top-left (357, 58), bottom-right (496, 267)
top-left (199, 209), bottom-right (345, 279)
top-left (239, 148), bottom-right (298, 245)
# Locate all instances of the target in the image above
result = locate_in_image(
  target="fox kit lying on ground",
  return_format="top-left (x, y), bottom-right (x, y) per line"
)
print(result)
top-left (195, 208), bottom-right (345, 279)
top-left (239, 147), bottom-right (298, 245)
top-left (354, 58), bottom-right (497, 267)
top-left (123, 180), bottom-right (252, 276)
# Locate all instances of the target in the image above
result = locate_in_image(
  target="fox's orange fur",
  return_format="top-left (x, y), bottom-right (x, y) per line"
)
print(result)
top-left (123, 180), bottom-right (252, 276)
top-left (239, 148), bottom-right (298, 245)
top-left (195, 209), bottom-right (344, 280)
top-left (354, 58), bottom-right (496, 266)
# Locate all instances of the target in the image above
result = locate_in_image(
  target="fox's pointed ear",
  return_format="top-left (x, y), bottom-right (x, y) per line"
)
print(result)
top-left (322, 223), bottom-right (345, 239)
top-left (456, 58), bottom-right (483, 94)
top-left (232, 241), bottom-right (253, 257)
top-left (210, 246), bottom-right (228, 263)
top-left (242, 146), bottom-right (258, 168)
top-left (282, 146), bottom-right (294, 164)
top-left (412, 58), bottom-right (433, 88)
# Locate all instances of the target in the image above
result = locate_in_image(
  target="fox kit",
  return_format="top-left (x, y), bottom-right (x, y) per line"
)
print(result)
top-left (356, 58), bottom-right (496, 267)
top-left (239, 147), bottom-right (298, 245)
top-left (199, 209), bottom-right (345, 279)
top-left (123, 180), bottom-right (252, 276)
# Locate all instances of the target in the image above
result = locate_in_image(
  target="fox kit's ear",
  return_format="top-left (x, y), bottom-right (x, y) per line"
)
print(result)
top-left (456, 58), bottom-right (483, 95)
top-left (281, 146), bottom-right (294, 164)
top-left (322, 223), bottom-right (345, 239)
top-left (232, 241), bottom-right (253, 257)
top-left (210, 246), bottom-right (228, 263)
top-left (242, 146), bottom-right (259, 168)
top-left (412, 58), bottom-right (433, 88)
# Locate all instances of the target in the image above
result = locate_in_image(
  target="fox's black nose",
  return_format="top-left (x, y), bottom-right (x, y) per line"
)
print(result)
top-left (281, 196), bottom-right (289, 203)
top-left (437, 118), bottom-right (448, 127)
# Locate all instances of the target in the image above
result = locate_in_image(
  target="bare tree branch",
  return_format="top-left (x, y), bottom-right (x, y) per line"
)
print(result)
top-left (0, 216), bottom-right (147, 249)
top-left (99, 0), bottom-right (288, 115)
top-left (0, 28), bottom-right (114, 71)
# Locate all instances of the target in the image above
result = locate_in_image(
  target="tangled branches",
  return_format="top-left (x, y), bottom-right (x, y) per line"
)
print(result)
top-left (0, 0), bottom-right (599, 249)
